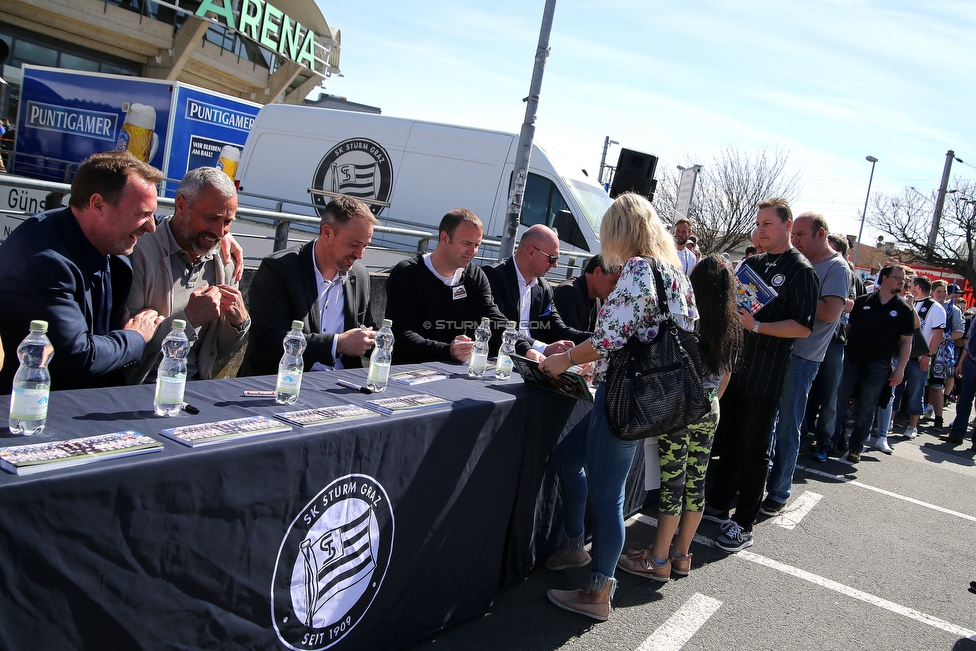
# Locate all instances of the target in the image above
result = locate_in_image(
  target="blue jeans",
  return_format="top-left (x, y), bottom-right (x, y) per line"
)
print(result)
top-left (825, 357), bottom-right (891, 454)
top-left (767, 355), bottom-right (821, 503)
top-left (902, 359), bottom-right (928, 416)
top-left (949, 357), bottom-right (976, 442)
top-left (811, 341), bottom-right (845, 446)
top-left (875, 356), bottom-right (900, 439)
top-left (551, 385), bottom-right (639, 582)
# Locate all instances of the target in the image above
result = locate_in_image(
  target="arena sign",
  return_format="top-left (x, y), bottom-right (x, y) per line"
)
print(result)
top-left (195, 0), bottom-right (317, 71)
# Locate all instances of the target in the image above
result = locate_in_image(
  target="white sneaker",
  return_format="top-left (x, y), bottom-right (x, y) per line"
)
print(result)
top-left (904, 427), bottom-right (918, 439)
top-left (874, 436), bottom-right (894, 454)
top-left (920, 406), bottom-right (934, 422)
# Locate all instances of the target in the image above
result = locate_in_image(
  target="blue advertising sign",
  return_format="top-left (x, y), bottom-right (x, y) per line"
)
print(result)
top-left (14, 66), bottom-right (173, 182)
top-left (165, 86), bottom-right (259, 195)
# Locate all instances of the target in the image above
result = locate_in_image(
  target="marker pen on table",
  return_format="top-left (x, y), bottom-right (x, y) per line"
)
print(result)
top-left (336, 379), bottom-right (372, 394)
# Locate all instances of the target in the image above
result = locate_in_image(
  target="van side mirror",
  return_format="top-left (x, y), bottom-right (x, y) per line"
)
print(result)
top-left (552, 210), bottom-right (589, 252)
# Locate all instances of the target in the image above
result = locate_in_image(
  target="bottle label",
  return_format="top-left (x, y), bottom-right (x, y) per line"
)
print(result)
top-left (496, 355), bottom-right (514, 375)
top-left (10, 387), bottom-right (50, 420)
top-left (470, 351), bottom-right (488, 371)
top-left (155, 375), bottom-right (186, 405)
top-left (277, 372), bottom-right (303, 395)
top-left (368, 361), bottom-right (391, 384)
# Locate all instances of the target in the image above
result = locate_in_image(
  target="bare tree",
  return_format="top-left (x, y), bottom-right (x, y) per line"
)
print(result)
top-left (652, 147), bottom-right (803, 255)
top-left (869, 180), bottom-right (976, 287)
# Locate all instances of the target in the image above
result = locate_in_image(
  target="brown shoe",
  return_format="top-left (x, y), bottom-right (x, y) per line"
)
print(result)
top-left (616, 549), bottom-right (670, 582)
top-left (545, 545), bottom-right (592, 571)
top-left (547, 588), bottom-right (610, 621)
top-left (669, 550), bottom-right (692, 577)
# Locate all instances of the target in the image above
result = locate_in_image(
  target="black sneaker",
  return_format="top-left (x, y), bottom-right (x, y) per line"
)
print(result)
top-left (715, 522), bottom-right (754, 553)
top-left (759, 497), bottom-right (786, 516)
top-left (933, 416), bottom-right (944, 430)
top-left (702, 504), bottom-right (731, 526)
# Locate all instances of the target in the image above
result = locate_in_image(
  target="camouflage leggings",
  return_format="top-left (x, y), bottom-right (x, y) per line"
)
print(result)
top-left (657, 392), bottom-right (720, 517)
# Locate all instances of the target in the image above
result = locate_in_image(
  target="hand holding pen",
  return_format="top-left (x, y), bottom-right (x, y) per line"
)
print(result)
top-left (336, 324), bottom-right (376, 357)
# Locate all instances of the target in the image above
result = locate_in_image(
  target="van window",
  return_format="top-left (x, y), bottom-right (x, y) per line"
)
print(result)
top-left (520, 173), bottom-right (569, 229)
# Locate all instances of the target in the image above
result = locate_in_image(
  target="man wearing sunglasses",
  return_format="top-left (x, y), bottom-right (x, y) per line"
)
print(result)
top-left (485, 225), bottom-right (590, 357)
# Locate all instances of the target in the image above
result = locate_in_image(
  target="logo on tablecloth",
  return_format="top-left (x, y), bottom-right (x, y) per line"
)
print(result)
top-left (271, 474), bottom-right (394, 650)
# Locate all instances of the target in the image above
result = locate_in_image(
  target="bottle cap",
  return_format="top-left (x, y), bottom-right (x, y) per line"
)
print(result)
top-left (291, 320), bottom-right (304, 329)
top-left (172, 318), bottom-right (186, 329)
top-left (382, 318), bottom-right (392, 327)
top-left (481, 317), bottom-right (490, 324)
top-left (507, 321), bottom-right (516, 329)
top-left (29, 320), bottom-right (49, 332)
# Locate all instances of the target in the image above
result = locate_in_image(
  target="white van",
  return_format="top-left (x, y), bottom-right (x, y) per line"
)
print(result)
top-left (234, 105), bottom-right (612, 266)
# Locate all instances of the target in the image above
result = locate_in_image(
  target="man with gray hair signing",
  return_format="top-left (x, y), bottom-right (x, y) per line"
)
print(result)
top-left (126, 166), bottom-right (249, 383)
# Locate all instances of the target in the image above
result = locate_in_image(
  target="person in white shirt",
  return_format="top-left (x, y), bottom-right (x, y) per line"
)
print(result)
top-left (673, 218), bottom-right (696, 276)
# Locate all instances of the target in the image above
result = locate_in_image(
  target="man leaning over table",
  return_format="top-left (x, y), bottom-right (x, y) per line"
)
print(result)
top-left (0, 151), bottom-right (165, 392)
top-left (126, 167), bottom-right (250, 384)
top-left (238, 196), bottom-right (377, 376)
top-left (384, 208), bottom-right (537, 364)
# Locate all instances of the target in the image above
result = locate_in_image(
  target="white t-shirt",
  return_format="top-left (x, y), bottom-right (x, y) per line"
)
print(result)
top-left (677, 248), bottom-right (696, 276)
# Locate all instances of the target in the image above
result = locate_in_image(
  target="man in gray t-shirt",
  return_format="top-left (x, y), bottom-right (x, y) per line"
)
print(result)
top-left (762, 212), bottom-right (852, 514)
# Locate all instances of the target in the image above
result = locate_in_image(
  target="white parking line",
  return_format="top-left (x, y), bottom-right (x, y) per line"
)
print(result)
top-left (796, 463), bottom-right (976, 523)
top-left (769, 491), bottom-right (822, 530)
top-left (635, 593), bottom-right (722, 651)
top-left (627, 514), bottom-right (976, 640)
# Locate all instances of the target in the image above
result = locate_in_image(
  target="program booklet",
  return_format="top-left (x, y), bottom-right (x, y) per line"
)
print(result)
top-left (159, 415), bottom-right (292, 447)
top-left (275, 404), bottom-right (377, 428)
top-left (364, 394), bottom-right (451, 415)
top-left (0, 430), bottom-right (163, 475)
top-left (388, 369), bottom-right (449, 386)
top-left (735, 263), bottom-right (778, 315)
top-left (510, 355), bottom-right (594, 402)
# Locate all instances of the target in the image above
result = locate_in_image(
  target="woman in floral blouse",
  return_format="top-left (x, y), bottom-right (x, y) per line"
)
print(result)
top-left (540, 193), bottom-right (697, 621)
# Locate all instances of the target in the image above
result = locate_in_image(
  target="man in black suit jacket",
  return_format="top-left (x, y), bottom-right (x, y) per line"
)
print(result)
top-left (484, 225), bottom-right (590, 356)
top-left (553, 254), bottom-right (621, 332)
top-left (239, 197), bottom-right (377, 376)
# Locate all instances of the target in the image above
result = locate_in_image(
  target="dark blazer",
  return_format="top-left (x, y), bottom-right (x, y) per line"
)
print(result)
top-left (0, 207), bottom-right (145, 391)
top-left (554, 274), bottom-right (599, 332)
top-left (238, 241), bottom-right (374, 376)
top-left (484, 257), bottom-right (590, 346)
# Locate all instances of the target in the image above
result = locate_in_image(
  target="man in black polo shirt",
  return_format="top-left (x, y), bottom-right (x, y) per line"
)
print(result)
top-left (704, 198), bottom-right (820, 553)
top-left (814, 265), bottom-right (914, 462)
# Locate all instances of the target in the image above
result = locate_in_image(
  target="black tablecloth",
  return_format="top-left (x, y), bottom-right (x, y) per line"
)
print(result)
top-left (0, 365), bottom-right (643, 650)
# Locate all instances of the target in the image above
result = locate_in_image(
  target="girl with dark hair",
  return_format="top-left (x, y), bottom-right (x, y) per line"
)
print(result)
top-left (616, 253), bottom-right (741, 580)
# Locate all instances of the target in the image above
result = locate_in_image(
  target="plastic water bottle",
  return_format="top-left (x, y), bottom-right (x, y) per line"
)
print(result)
top-left (275, 320), bottom-right (307, 405)
top-left (367, 319), bottom-right (394, 392)
top-left (154, 319), bottom-right (190, 417)
top-left (8, 320), bottom-right (54, 435)
top-left (468, 317), bottom-right (491, 378)
top-left (495, 321), bottom-right (518, 381)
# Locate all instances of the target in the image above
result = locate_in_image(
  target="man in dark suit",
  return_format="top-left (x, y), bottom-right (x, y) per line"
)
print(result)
top-left (553, 254), bottom-right (621, 332)
top-left (0, 151), bottom-right (165, 392)
top-left (239, 196), bottom-right (377, 376)
top-left (484, 224), bottom-right (590, 356)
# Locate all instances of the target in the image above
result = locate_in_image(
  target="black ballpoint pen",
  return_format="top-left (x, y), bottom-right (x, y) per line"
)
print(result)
top-left (336, 379), bottom-right (372, 394)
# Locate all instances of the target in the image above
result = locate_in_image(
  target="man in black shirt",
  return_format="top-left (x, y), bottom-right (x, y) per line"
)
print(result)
top-left (705, 198), bottom-right (819, 553)
top-left (553, 254), bottom-right (620, 332)
top-left (814, 265), bottom-right (914, 461)
top-left (385, 209), bottom-right (535, 364)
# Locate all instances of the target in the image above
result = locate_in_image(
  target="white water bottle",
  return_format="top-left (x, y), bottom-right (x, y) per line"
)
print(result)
top-left (468, 317), bottom-right (491, 378)
top-left (275, 320), bottom-right (307, 405)
top-left (495, 321), bottom-right (518, 381)
top-left (367, 319), bottom-right (394, 392)
top-left (154, 319), bottom-right (190, 417)
top-left (8, 320), bottom-right (54, 435)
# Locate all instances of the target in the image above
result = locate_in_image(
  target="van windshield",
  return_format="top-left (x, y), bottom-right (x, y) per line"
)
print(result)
top-left (564, 178), bottom-right (612, 239)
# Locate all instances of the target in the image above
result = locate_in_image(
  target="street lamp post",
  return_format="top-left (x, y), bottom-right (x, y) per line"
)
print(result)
top-left (852, 155), bottom-right (878, 267)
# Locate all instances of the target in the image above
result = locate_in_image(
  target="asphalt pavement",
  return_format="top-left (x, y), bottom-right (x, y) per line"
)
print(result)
top-left (408, 402), bottom-right (976, 651)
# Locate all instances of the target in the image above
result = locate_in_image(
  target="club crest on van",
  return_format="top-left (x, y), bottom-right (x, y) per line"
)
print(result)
top-left (311, 138), bottom-right (393, 218)
top-left (271, 473), bottom-right (394, 650)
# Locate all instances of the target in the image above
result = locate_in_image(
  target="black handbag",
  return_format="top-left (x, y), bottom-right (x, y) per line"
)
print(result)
top-left (604, 257), bottom-right (710, 441)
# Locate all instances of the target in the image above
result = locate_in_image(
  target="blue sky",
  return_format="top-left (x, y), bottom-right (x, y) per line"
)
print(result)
top-left (315, 0), bottom-right (976, 246)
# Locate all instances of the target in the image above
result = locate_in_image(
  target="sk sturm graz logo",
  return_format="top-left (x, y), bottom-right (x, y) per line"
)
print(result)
top-left (271, 474), bottom-right (394, 650)
top-left (311, 138), bottom-right (393, 218)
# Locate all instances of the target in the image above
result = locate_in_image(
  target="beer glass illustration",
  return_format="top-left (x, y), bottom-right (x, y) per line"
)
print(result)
top-left (116, 103), bottom-right (158, 163)
top-left (216, 145), bottom-right (241, 179)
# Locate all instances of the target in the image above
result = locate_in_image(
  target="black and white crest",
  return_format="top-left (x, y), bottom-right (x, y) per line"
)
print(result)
top-left (271, 474), bottom-right (394, 650)
top-left (311, 138), bottom-right (393, 218)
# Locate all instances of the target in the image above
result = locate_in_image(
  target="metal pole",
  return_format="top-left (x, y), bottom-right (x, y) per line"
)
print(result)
top-left (852, 155), bottom-right (877, 267)
top-left (499, 0), bottom-right (557, 261)
top-left (927, 149), bottom-right (955, 257)
top-left (598, 136), bottom-right (618, 187)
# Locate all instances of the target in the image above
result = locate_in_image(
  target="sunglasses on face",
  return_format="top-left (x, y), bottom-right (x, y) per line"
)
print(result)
top-left (530, 245), bottom-right (559, 265)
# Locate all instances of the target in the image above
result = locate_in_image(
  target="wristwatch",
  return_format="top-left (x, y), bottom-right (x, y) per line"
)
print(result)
top-left (752, 320), bottom-right (761, 334)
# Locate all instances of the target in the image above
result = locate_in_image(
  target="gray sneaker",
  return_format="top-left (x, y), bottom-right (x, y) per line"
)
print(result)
top-left (545, 545), bottom-right (591, 571)
top-left (715, 522), bottom-right (753, 553)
